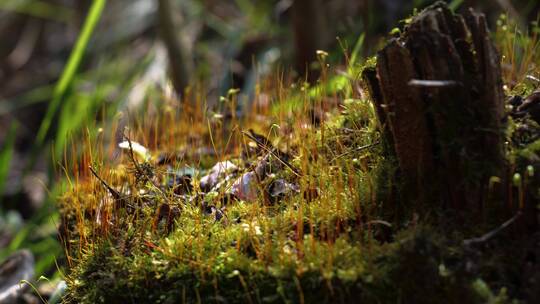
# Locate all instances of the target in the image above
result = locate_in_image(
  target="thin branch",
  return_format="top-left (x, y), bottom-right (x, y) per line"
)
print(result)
top-left (331, 141), bottom-right (380, 163)
top-left (89, 166), bottom-right (121, 201)
top-left (123, 132), bottom-right (143, 176)
top-left (123, 131), bottom-right (169, 201)
top-left (463, 211), bottom-right (522, 246)
top-left (241, 130), bottom-right (302, 177)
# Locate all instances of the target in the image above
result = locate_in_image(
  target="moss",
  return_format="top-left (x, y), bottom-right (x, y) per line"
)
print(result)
top-left (67, 221), bottom-right (527, 303)
top-left (61, 113), bottom-right (519, 304)
top-left (59, 42), bottom-right (532, 303)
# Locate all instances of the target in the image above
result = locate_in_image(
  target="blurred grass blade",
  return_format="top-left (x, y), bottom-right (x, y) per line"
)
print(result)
top-left (32, 0), bottom-right (106, 163)
top-left (0, 85), bottom-right (54, 116)
top-left (0, 0), bottom-right (74, 23)
top-left (449, 0), bottom-right (465, 11)
top-left (0, 122), bottom-right (18, 202)
top-left (53, 50), bottom-right (154, 155)
top-left (349, 33), bottom-right (365, 67)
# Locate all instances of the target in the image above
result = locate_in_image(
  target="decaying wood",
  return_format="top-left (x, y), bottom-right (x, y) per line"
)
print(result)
top-left (363, 2), bottom-right (506, 211)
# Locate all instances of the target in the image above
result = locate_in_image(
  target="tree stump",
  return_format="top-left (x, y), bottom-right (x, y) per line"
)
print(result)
top-left (363, 2), bottom-right (506, 213)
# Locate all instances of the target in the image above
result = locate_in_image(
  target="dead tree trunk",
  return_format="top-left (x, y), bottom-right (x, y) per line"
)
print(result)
top-left (363, 2), bottom-right (506, 213)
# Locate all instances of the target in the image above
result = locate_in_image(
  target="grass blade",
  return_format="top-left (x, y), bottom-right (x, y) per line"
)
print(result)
top-left (30, 0), bottom-right (106, 168)
top-left (449, 0), bottom-right (465, 11)
top-left (0, 122), bottom-right (18, 203)
top-left (0, 0), bottom-right (74, 23)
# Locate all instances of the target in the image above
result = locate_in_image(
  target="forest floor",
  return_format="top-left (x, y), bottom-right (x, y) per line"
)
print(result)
top-left (2, 3), bottom-right (539, 304)
top-left (58, 9), bottom-right (540, 302)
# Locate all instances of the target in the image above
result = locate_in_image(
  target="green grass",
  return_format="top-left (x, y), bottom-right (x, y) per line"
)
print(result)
top-left (0, 0), bottom-right (154, 289)
top-left (0, 122), bottom-right (17, 206)
top-left (32, 0), bottom-right (106, 164)
top-left (0, 0), bottom-right (74, 23)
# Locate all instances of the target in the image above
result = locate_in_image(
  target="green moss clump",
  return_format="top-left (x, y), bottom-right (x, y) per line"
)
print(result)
top-left (65, 222), bottom-right (518, 303)
top-left (59, 45), bottom-right (533, 303)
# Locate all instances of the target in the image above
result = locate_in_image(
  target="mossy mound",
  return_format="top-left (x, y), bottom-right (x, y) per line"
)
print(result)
top-left (57, 90), bottom-right (531, 303)
top-left (58, 9), bottom-right (540, 300)
top-left (65, 226), bottom-right (515, 304)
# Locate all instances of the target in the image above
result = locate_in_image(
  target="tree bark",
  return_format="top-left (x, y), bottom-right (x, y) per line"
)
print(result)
top-left (363, 2), bottom-right (507, 213)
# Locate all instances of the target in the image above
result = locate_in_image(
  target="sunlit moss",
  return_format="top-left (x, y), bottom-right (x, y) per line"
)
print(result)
top-left (58, 20), bottom-right (539, 301)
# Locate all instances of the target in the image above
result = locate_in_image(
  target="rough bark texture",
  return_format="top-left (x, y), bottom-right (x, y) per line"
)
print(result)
top-left (364, 2), bottom-right (506, 212)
